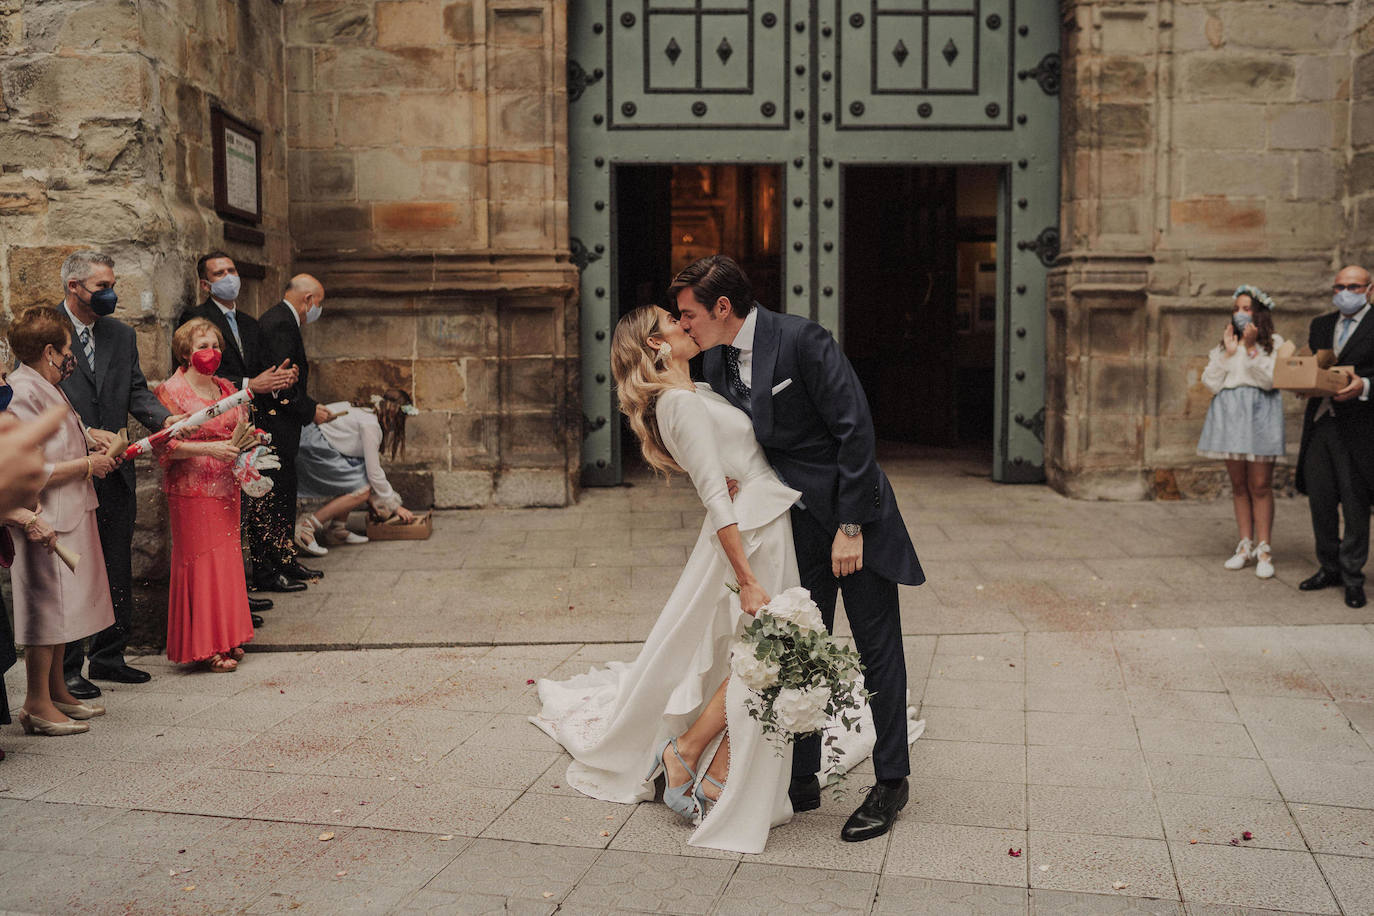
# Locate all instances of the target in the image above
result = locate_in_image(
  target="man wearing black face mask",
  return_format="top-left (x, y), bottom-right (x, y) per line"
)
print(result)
top-left (177, 252), bottom-right (299, 610)
top-left (1296, 265), bottom-right (1374, 610)
top-left (58, 250), bottom-right (179, 698)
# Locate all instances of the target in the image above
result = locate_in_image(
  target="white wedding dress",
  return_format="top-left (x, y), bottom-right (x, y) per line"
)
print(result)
top-left (530, 384), bottom-right (811, 853)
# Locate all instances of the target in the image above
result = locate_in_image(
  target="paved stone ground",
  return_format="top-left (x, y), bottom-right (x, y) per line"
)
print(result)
top-left (2, 452), bottom-right (1374, 915)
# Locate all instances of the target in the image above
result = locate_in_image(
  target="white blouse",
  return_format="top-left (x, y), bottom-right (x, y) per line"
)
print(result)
top-left (315, 401), bottom-right (402, 513)
top-left (1201, 334), bottom-right (1285, 394)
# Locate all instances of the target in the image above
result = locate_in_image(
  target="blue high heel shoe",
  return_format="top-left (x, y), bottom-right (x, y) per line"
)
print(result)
top-left (695, 772), bottom-right (725, 818)
top-left (646, 737), bottom-right (700, 821)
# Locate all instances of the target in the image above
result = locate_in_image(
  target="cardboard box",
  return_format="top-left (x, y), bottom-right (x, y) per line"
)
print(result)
top-left (1272, 341), bottom-right (1355, 396)
top-left (366, 511), bottom-right (433, 541)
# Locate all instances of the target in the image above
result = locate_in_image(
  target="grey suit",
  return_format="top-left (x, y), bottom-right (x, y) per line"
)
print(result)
top-left (59, 307), bottom-right (171, 675)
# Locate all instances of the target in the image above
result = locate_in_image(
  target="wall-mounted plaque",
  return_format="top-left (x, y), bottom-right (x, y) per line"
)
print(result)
top-left (211, 108), bottom-right (262, 225)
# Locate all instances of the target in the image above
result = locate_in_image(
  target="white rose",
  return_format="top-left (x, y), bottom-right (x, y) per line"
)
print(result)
top-left (772, 685), bottom-right (830, 734)
top-left (730, 641), bottom-right (780, 691)
top-left (761, 587), bottom-right (825, 634)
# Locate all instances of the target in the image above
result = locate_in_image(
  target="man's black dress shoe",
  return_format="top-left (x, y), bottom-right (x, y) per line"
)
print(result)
top-left (1346, 586), bottom-right (1367, 609)
top-left (254, 573), bottom-right (307, 593)
top-left (64, 675), bottom-right (102, 699)
top-left (789, 775), bottom-right (821, 813)
top-left (841, 779), bottom-right (909, 843)
top-left (1300, 570), bottom-right (1341, 591)
top-left (87, 664), bottom-right (151, 684)
top-left (248, 595), bottom-right (274, 612)
top-left (251, 613), bottom-right (265, 627)
top-left (283, 561), bottom-right (323, 581)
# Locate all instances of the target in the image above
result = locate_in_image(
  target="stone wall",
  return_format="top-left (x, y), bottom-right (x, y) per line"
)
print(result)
top-left (0, 0), bottom-right (290, 574)
top-left (285, 0), bottom-right (579, 508)
top-left (1048, 0), bottom-right (1367, 499)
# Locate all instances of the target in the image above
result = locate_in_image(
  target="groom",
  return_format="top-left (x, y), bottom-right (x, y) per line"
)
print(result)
top-left (671, 255), bottom-right (924, 842)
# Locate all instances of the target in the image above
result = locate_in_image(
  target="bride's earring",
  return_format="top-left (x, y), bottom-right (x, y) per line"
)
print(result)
top-left (654, 342), bottom-right (672, 364)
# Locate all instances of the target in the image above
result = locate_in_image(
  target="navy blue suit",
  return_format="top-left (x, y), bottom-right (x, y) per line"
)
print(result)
top-left (59, 308), bottom-right (171, 675)
top-left (703, 306), bottom-right (922, 781)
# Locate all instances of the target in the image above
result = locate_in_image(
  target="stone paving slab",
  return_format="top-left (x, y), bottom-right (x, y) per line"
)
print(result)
top-left (3, 460), bottom-right (1374, 914)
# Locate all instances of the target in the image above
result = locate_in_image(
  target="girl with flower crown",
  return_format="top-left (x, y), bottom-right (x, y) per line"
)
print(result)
top-left (1198, 285), bottom-right (1287, 578)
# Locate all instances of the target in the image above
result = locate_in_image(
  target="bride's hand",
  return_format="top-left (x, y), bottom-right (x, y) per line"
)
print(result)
top-left (738, 582), bottom-right (770, 616)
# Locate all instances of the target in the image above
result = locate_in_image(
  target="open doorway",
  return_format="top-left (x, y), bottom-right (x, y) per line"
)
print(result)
top-left (842, 165), bottom-right (1001, 451)
top-left (613, 164), bottom-right (784, 469)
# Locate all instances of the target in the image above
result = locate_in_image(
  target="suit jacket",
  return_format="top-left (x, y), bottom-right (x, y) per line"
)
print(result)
top-left (176, 297), bottom-right (268, 386)
top-left (9, 363), bottom-right (101, 534)
top-left (1296, 309), bottom-right (1374, 496)
top-left (59, 307), bottom-right (171, 494)
top-left (702, 307), bottom-right (924, 585)
top-left (255, 301), bottom-right (317, 458)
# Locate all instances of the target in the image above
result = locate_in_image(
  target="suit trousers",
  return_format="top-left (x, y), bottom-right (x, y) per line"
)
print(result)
top-left (65, 477), bottom-right (135, 675)
top-left (249, 453), bottom-right (298, 583)
top-left (788, 507), bottom-right (910, 783)
top-left (1306, 419), bottom-right (1370, 588)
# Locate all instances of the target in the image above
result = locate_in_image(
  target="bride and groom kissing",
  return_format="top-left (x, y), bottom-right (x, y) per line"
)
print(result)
top-left (531, 255), bottom-right (924, 854)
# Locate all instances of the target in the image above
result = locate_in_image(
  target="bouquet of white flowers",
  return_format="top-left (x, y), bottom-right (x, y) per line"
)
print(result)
top-left (726, 586), bottom-right (870, 769)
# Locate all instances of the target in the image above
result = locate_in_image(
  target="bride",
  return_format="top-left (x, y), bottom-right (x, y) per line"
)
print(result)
top-left (530, 303), bottom-right (821, 854)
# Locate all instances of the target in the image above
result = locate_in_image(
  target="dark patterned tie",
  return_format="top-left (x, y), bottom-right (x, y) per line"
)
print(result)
top-left (724, 345), bottom-right (751, 410)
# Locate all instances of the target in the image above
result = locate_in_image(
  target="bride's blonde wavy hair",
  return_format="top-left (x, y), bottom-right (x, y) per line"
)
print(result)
top-left (611, 305), bottom-right (684, 475)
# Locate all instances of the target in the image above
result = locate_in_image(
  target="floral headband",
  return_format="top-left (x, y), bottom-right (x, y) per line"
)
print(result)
top-left (1233, 284), bottom-right (1275, 311)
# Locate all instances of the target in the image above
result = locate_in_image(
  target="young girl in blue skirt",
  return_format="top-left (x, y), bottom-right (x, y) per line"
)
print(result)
top-left (1198, 285), bottom-right (1286, 578)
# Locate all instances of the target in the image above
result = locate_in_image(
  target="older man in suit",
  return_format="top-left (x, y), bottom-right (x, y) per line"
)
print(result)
top-left (57, 250), bottom-right (178, 698)
top-left (1296, 264), bottom-right (1374, 610)
top-left (177, 251), bottom-right (299, 606)
top-left (674, 254), bottom-right (924, 843)
top-left (252, 274), bottom-right (333, 591)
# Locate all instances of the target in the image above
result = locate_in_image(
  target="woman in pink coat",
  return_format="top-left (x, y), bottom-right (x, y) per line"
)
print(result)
top-left (3, 307), bottom-right (118, 736)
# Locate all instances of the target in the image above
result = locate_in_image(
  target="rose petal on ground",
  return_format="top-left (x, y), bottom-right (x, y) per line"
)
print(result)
top-left (318, 832), bottom-right (335, 842)
top-left (1242, 831), bottom-right (1254, 841)
top-left (1112, 881), bottom-right (1129, 890)
top-left (1009, 848), bottom-right (1022, 857)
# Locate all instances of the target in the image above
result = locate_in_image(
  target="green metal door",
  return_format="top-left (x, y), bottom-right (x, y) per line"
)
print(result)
top-left (570, 1), bottom-right (1060, 485)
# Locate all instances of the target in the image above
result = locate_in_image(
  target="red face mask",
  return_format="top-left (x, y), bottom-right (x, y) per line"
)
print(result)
top-left (190, 348), bottom-right (222, 375)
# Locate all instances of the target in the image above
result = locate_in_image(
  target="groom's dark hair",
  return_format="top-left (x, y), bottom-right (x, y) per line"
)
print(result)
top-left (667, 255), bottom-right (753, 319)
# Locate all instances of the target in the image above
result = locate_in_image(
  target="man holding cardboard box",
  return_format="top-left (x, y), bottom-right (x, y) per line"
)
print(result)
top-left (1292, 266), bottom-right (1374, 609)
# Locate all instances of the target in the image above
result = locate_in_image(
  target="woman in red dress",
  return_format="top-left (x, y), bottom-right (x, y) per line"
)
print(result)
top-left (156, 318), bottom-right (255, 672)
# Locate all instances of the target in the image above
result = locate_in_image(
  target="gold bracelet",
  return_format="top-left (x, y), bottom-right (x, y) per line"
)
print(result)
top-left (86, 457), bottom-right (93, 480)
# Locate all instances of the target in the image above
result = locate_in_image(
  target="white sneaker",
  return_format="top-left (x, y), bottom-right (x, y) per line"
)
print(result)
top-left (293, 518), bottom-right (329, 557)
top-left (1223, 538), bottom-right (1253, 570)
top-left (1254, 542), bottom-right (1274, 579)
top-left (327, 522), bottom-right (369, 546)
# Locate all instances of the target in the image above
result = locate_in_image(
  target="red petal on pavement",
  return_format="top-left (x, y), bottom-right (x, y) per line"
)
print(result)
top-left (526, 679), bottom-right (536, 685)
top-left (1242, 831), bottom-right (1254, 841)
top-left (1008, 848), bottom-right (1022, 857)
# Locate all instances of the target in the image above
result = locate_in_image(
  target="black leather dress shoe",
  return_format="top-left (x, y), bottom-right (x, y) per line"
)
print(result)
top-left (248, 595), bottom-right (274, 612)
top-left (789, 776), bottom-right (821, 813)
top-left (841, 779), bottom-right (909, 843)
top-left (1300, 570), bottom-right (1342, 591)
top-left (283, 561), bottom-right (323, 581)
top-left (87, 664), bottom-right (151, 684)
top-left (251, 613), bottom-right (265, 627)
top-left (254, 573), bottom-right (307, 593)
top-left (1346, 586), bottom-right (1367, 609)
top-left (64, 675), bottom-right (102, 700)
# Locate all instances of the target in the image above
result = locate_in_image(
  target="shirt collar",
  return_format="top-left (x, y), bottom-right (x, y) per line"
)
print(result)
top-left (1341, 304), bottom-right (1371, 325)
top-left (214, 300), bottom-right (237, 317)
top-left (730, 306), bottom-right (758, 353)
top-left (63, 302), bottom-right (93, 336)
top-left (283, 300), bottom-right (302, 328)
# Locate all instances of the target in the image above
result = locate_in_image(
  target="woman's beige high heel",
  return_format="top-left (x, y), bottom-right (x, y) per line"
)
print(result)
top-left (53, 700), bottom-right (105, 720)
top-left (18, 711), bottom-right (90, 736)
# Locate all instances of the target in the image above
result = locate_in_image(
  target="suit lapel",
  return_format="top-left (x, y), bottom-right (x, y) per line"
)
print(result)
top-left (748, 308), bottom-right (777, 438)
top-left (92, 317), bottom-right (116, 396)
top-left (1338, 309), bottom-right (1374, 360)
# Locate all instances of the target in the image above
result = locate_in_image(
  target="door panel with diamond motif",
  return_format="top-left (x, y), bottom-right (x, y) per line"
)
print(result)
top-left (570, 1), bottom-right (1059, 485)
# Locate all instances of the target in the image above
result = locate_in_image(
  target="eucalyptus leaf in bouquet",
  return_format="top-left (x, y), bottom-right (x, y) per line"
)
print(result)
top-left (727, 586), bottom-right (872, 788)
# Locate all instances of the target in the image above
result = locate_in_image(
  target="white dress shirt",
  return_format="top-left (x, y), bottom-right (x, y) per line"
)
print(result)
top-left (63, 302), bottom-right (94, 365)
top-left (726, 307), bottom-right (759, 390)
